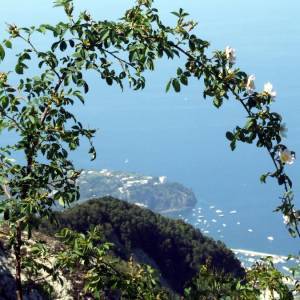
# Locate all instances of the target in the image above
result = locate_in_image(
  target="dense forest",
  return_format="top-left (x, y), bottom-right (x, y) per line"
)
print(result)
top-left (41, 197), bottom-right (244, 293)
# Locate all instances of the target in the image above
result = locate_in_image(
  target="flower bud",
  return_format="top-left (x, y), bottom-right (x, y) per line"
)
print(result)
top-left (263, 82), bottom-right (277, 100)
top-left (8, 24), bottom-right (19, 38)
top-left (0, 72), bottom-right (7, 84)
top-left (83, 11), bottom-right (91, 22)
top-left (225, 46), bottom-right (236, 65)
top-left (246, 75), bottom-right (256, 94)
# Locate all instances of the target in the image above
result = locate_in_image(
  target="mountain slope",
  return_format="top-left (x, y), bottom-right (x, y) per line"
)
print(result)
top-left (42, 197), bottom-right (244, 293)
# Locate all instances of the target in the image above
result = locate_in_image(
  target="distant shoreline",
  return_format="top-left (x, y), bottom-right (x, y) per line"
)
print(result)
top-left (232, 248), bottom-right (288, 262)
top-left (158, 206), bottom-right (193, 214)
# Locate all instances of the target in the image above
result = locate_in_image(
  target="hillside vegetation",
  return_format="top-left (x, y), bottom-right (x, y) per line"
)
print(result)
top-left (42, 197), bottom-right (244, 293)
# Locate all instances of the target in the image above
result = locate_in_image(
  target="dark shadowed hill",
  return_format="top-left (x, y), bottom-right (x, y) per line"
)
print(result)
top-left (41, 197), bottom-right (244, 293)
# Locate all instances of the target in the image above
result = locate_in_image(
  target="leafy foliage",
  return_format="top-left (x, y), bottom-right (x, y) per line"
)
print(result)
top-left (185, 257), bottom-right (295, 300)
top-left (0, 0), bottom-right (298, 297)
top-left (54, 226), bottom-right (169, 299)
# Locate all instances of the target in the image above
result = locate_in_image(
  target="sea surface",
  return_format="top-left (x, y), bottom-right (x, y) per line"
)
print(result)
top-left (1, 1), bottom-right (300, 255)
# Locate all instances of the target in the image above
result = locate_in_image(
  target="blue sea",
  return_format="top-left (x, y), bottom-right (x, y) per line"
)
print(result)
top-left (1, 1), bottom-right (300, 255)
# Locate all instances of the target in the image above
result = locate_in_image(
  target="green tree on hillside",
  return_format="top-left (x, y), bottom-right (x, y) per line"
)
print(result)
top-left (0, 0), bottom-right (298, 298)
top-left (184, 258), bottom-right (294, 299)
top-left (40, 197), bottom-right (244, 294)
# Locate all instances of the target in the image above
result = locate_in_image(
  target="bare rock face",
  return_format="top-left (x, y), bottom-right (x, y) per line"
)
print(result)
top-left (0, 245), bottom-right (16, 300)
top-left (0, 239), bottom-right (72, 300)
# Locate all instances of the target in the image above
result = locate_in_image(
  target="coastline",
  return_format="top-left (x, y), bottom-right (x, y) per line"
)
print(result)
top-left (158, 206), bottom-right (193, 215)
top-left (232, 248), bottom-right (288, 261)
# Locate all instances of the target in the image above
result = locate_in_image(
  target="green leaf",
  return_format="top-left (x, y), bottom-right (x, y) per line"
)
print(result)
top-left (21, 52), bottom-right (31, 60)
top-left (165, 80), bottom-right (171, 93)
top-left (213, 97), bottom-right (222, 108)
top-left (1, 96), bottom-right (9, 109)
top-left (230, 140), bottom-right (236, 151)
top-left (51, 41), bottom-right (60, 52)
top-left (84, 82), bottom-right (89, 93)
top-left (180, 75), bottom-right (188, 86)
top-left (39, 24), bottom-right (55, 33)
top-left (177, 68), bottom-right (182, 76)
top-left (164, 47), bottom-right (174, 59)
top-left (28, 115), bottom-right (36, 124)
top-left (4, 40), bottom-right (12, 49)
top-left (260, 173), bottom-right (270, 183)
top-left (89, 146), bottom-right (96, 160)
top-left (225, 131), bottom-right (234, 141)
top-left (0, 200), bottom-right (8, 213)
top-left (60, 40), bottom-right (67, 52)
top-left (0, 44), bottom-right (5, 61)
top-left (106, 77), bottom-right (113, 86)
top-left (58, 196), bottom-right (65, 206)
top-left (73, 91), bottom-right (84, 103)
top-left (172, 79), bottom-right (180, 93)
top-left (288, 228), bottom-right (296, 237)
top-left (171, 11), bottom-right (180, 17)
top-left (189, 39), bottom-right (196, 52)
top-left (15, 63), bottom-right (24, 74)
top-left (101, 29), bottom-right (110, 42)
top-left (69, 39), bottom-right (75, 47)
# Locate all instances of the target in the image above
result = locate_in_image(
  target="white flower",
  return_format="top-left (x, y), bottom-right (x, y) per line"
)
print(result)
top-left (246, 75), bottom-right (256, 94)
top-left (283, 214), bottom-right (290, 225)
top-left (279, 148), bottom-right (295, 165)
top-left (263, 82), bottom-right (277, 99)
top-left (225, 46), bottom-right (236, 64)
top-left (283, 211), bottom-right (300, 224)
